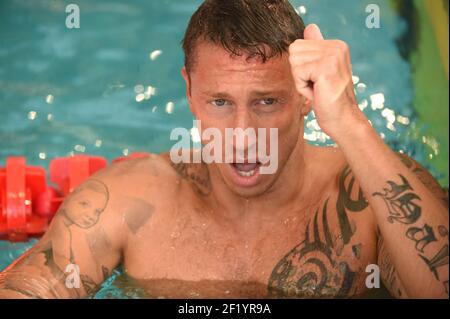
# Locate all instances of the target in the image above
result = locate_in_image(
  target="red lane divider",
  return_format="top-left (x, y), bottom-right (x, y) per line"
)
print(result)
top-left (0, 153), bottom-right (147, 242)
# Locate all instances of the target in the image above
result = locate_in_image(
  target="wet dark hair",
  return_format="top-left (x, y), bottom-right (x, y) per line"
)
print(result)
top-left (182, 0), bottom-right (305, 73)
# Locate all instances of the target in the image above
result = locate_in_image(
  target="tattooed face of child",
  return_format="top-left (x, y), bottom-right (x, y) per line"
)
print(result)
top-left (61, 180), bottom-right (109, 229)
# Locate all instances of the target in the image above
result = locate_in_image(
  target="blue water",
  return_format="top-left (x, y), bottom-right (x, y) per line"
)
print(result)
top-left (0, 0), bottom-right (447, 298)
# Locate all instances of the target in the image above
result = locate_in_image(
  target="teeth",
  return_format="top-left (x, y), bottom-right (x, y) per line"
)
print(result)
top-left (237, 169), bottom-right (256, 177)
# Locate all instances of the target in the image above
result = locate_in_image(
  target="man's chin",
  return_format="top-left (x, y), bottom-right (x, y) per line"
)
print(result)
top-left (229, 185), bottom-right (271, 199)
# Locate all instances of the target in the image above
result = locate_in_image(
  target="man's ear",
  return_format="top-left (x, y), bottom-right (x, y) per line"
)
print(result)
top-left (181, 67), bottom-right (191, 98)
top-left (181, 67), bottom-right (196, 116)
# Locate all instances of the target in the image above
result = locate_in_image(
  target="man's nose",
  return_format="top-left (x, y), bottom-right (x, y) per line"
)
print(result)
top-left (232, 106), bottom-right (257, 152)
top-left (233, 106), bottom-right (252, 130)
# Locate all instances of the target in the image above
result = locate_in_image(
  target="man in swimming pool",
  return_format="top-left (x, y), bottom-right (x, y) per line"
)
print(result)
top-left (0, 0), bottom-right (448, 299)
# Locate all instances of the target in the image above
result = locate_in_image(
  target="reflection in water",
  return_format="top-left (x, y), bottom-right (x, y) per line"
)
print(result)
top-left (111, 275), bottom-right (269, 299)
top-left (96, 272), bottom-right (393, 299)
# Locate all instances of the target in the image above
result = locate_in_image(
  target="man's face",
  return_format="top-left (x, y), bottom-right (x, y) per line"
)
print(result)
top-left (182, 41), bottom-right (309, 198)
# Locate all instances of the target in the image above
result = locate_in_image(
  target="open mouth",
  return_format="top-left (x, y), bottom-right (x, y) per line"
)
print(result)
top-left (229, 161), bottom-right (262, 187)
top-left (232, 162), bottom-right (260, 177)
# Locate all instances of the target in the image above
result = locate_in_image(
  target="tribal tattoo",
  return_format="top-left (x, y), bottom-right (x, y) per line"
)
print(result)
top-left (80, 265), bottom-right (111, 296)
top-left (268, 166), bottom-right (367, 298)
top-left (373, 174), bottom-right (421, 225)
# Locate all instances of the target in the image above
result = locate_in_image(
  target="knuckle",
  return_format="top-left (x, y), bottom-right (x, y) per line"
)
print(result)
top-left (334, 40), bottom-right (349, 53)
top-left (291, 64), bottom-right (301, 76)
top-left (289, 39), bottom-right (302, 52)
top-left (288, 54), bottom-right (297, 65)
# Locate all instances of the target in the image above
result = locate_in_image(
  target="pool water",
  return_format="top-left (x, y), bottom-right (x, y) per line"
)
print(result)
top-left (0, 0), bottom-right (448, 298)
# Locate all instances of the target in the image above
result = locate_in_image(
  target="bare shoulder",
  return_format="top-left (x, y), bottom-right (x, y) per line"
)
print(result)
top-left (96, 153), bottom-right (176, 181)
top-left (73, 154), bottom-right (180, 234)
top-left (93, 152), bottom-right (210, 192)
top-left (84, 153), bottom-right (211, 234)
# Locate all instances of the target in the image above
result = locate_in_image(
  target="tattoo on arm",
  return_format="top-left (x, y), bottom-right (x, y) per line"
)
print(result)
top-left (377, 229), bottom-right (407, 298)
top-left (373, 174), bottom-right (421, 224)
top-left (0, 240), bottom-right (77, 298)
top-left (373, 171), bottom-right (449, 295)
top-left (60, 179), bottom-right (109, 229)
top-left (336, 166), bottom-right (369, 244)
top-left (0, 178), bottom-right (116, 298)
top-left (396, 153), bottom-right (448, 206)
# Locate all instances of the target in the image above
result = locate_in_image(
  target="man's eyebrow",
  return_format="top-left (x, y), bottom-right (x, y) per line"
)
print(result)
top-left (250, 89), bottom-right (289, 97)
top-left (201, 91), bottom-right (233, 99)
top-left (201, 90), bottom-right (289, 98)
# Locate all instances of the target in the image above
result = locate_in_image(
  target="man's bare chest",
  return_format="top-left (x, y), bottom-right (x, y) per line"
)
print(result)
top-left (123, 166), bottom-right (377, 298)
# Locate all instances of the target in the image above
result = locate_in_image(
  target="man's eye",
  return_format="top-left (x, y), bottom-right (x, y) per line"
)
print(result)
top-left (259, 98), bottom-right (277, 105)
top-left (211, 99), bottom-right (228, 107)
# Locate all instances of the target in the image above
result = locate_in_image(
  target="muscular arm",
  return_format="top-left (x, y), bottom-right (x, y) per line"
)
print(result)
top-left (377, 153), bottom-right (448, 298)
top-left (0, 178), bottom-right (124, 298)
top-left (336, 118), bottom-right (449, 298)
top-left (286, 22), bottom-right (447, 297)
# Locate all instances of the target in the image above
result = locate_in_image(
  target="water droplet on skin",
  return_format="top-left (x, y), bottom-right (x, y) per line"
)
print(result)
top-left (189, 291), bottom-right (200, 298)
top-left (170, 231), bottom-right (180, 239)
top-left (438, 226), bottom-right (448, 237)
